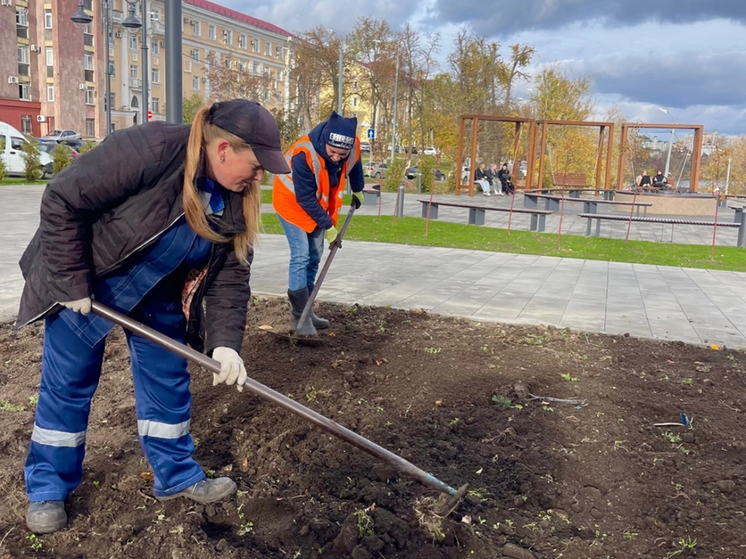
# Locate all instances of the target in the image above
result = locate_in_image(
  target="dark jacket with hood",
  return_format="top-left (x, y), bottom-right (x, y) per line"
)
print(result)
top-left (290, 121), bottom-right (364, 231)
top-left (17, 122), bottom-right (251, 354)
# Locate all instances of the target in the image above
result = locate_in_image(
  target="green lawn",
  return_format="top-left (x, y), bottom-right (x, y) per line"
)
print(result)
top-left (260, 213), bottom-right (746, 273)
top-left (1, 178), bottom-right (48, 186)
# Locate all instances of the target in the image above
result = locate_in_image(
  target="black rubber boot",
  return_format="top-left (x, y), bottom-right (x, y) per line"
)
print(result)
top-left (288, 288), bottom-right (317, 337)
top-left (306, 284), bottom-right (330, 329)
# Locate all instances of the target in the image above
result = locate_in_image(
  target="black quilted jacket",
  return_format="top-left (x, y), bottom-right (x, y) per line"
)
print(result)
top-left (17, 122), bottom-right (252, 355)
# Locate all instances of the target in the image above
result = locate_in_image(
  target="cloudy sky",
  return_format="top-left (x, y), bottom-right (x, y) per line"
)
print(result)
top-left (224, 0), bottom-right (746, 136)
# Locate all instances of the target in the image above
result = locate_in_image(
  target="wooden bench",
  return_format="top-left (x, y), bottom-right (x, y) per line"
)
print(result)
top-left (418, 199), bottom-right (553, 232)
top-left (362, 183), bottom-right (381, 205)
top-left (581, 199), bottom-right (653, 235)
top-left (551, 172), bottom-right (591, 190)
top-left (579, 213), bottom-right (746, 247)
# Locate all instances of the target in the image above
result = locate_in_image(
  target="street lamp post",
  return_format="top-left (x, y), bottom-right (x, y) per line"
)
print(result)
top-left (165, 0), bottom-right (181, 123)
top-left (337, 39), bottom-right (344, 115)
top-left (71, 0), bottom-right (112, 135)
top-left (122, 0), bottom-right (147, 125)
top-left (658, 107), bottom-right (675, 178)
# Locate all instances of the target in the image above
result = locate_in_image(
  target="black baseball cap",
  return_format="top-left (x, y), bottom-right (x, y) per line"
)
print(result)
top-left (207, 99), bottom-right (290, 174)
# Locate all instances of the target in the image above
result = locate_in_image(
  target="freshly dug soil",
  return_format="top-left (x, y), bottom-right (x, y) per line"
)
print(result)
top-left (1, 297), bottom-right (746, 559)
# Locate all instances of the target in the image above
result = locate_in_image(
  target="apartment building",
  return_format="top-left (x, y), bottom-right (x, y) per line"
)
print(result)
top-left (0, 0), bottom-right (292, 138)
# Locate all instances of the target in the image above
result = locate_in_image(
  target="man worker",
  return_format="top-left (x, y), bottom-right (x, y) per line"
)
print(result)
top-left (273, 111), bottom-right (365, 336)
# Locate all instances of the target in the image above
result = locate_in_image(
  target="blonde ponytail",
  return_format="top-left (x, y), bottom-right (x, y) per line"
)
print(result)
top-left (183, 106), bottom-right (262, 265)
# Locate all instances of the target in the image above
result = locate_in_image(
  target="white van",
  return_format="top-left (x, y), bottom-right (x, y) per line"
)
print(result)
top-left (0, 121), bottom-right (53, 179)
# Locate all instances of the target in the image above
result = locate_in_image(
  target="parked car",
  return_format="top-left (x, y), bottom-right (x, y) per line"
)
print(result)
top-left (423, 147), bottom-right (439, 156)
top-left (359, 141), bottom-right (371, 153)
top-left (364, 162), bottom-right (387, 179)
top-left (0, 121), bottom-right (53, 178)
top-left (38, 140), bottom-right (80, 160)
top-left (405, 166), bottom-right (446, 181)
top-left (43, 129), bottom-right (81, 142)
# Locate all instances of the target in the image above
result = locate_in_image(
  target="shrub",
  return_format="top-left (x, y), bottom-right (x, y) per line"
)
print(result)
top-left (52, 143), bottom-right (73, 175)
top-left (383, 158), bottom-right (407, 192)
top-left (78, 140), bottom-right (97, 154)
top-left (0, 156), bottom-right (6, 182)
top-left (417, 156), bottom-right (436, 194)
top-left (21, 135), bottom-right (43, 182)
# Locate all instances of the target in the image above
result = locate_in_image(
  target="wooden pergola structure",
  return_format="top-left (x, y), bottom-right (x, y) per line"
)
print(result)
top-left (532, 120), bottom-right (615, 190)
top-left (616, 123), bottom-right (704, 192)
top-left (455, 115), bottom-right (535, 196)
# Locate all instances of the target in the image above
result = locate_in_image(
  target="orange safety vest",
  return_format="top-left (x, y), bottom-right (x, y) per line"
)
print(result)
top-left (273, 136), bottom-right (360, 233)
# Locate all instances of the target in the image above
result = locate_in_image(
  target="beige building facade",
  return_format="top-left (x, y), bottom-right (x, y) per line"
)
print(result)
top-left (0, 0), bottom-right (292, 138)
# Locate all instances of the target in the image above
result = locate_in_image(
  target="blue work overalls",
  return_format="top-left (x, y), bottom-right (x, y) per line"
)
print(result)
top-left (25, 216), bottom-right (213, 501)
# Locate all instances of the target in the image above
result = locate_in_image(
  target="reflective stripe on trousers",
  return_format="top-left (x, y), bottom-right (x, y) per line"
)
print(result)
top-left (24, 307), bottom-right (204, 502)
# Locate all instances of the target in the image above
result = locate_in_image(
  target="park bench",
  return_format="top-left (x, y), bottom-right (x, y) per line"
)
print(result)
top-left (551, 172), bottom-right (591, 190)
top-left (418, 199), bottom-right (553, 232)
top-left (362, 183), bottom-right (381, 205)
top-left (580, 199), bottom-right (653, 235)
top-left (579, 213), bottom-right (746, 247)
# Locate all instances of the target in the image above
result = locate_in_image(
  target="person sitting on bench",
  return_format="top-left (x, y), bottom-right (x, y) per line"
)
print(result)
top-left (474, 163), bottom-right (492, 196)
top-left (636, 170), bottom-right (652, 190)
top-left (497, 163), bottom-right (514, 195)
top-left (652, 170), bottom-right (668, 190)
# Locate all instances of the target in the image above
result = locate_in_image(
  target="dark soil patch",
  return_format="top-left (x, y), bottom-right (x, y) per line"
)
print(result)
top-left (2, 297), bottom-right (746, 558)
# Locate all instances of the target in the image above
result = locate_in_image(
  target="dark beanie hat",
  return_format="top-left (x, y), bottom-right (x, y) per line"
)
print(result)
top-left (323, 111), bottom-right (357, 150)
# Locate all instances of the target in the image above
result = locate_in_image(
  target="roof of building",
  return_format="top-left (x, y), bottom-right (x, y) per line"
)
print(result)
top-left (185, 0), bottom-right (292, 38)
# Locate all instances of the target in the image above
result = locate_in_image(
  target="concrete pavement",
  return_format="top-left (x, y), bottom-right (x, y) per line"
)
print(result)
top-left (2, 184), bottom-right (746, 349)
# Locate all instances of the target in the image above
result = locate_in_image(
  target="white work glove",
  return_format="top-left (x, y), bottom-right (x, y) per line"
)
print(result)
top-left (212, 347), bottom-right (247, 392)
top-left (60, 297), bottom-right (92, 315)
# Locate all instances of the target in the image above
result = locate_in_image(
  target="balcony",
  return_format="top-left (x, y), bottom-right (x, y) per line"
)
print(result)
top-left (151, 21), bottom-right (164, 35)
top-left (17, 25), bottom-right (29, 39)
top-left (84, 69), bottom-right (94, 82)
top-left (18, 63), bottom-right (30, 76)
top-left (112, 10), bottom-right (124, 23)
top-left (84, 33), bottom-right (94, 47)
top-left (130, 77), bottom-right (142, 88)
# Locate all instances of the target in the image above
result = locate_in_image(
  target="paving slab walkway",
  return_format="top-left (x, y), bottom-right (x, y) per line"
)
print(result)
top-left (2, 185), bottom-right (746, 349)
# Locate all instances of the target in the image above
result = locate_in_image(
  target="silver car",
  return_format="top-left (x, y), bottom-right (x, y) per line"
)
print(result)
top-left (43, 129), bottom-right (82, 142)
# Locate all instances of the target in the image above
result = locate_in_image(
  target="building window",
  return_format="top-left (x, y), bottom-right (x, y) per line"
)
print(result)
top-left (129, 34), bottom-right (137, 50)
top-left (84, 53), bottom-right (94, 70)
top-left (184, 60), bottom-right (192, 73)
top-left (152, 98), bottom-right (160, 113)
top-left (223, 29), bottom-right (233, 45)
top-left (151, 39), bottom-right (160, 55)
top-left (19, 84), bottom-right (30, 100)
top-left (44, 9), bottom-right (52, 29)
top-left (151, 69), bottom-right (160, 84)
top-left (16, 8), bottom-right (28, 26)
top-left (46, 47), bottom-right (54, 66)
top-left (252, 38), bottom-right (259, 53)
top-left (191, 20), bottom-right (200, 36)
top-left (190, 48), bottom-right (199, 62)
top-left (352, 96), bottom-right (358, 107)
top-left (238, 34), bottom-right (246, 49)
top-left (251, 62), bottom-right (258, 76)
top-left (47, 84), bottom-right (54, 102)
top-left (130, 65), bottom-right (138, 79)
top-left (131, 95), bottom-right (139, 108)
top-left (264, 89), bottom-right (269, 102)
top-left (192, 76), bottom-right (199, 90)
top-left (85, 88), bottom-right (95, 105)
top-left (278, 70), bottom-right (283, 82)
top-left (21, 115), bottom-right (32, 134)
top-left (353, 80), bottom-right (358, 92)
top-left (265, 41), bottom-right (271, 56)
top-left (109, 92), bottom-right (115, 108)
top-left (18, 45), bottom-right (29, 64)
top-left (85, 119), bottom-right (95, 137)
top-left (208, 24), bottom-right (215, 41)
